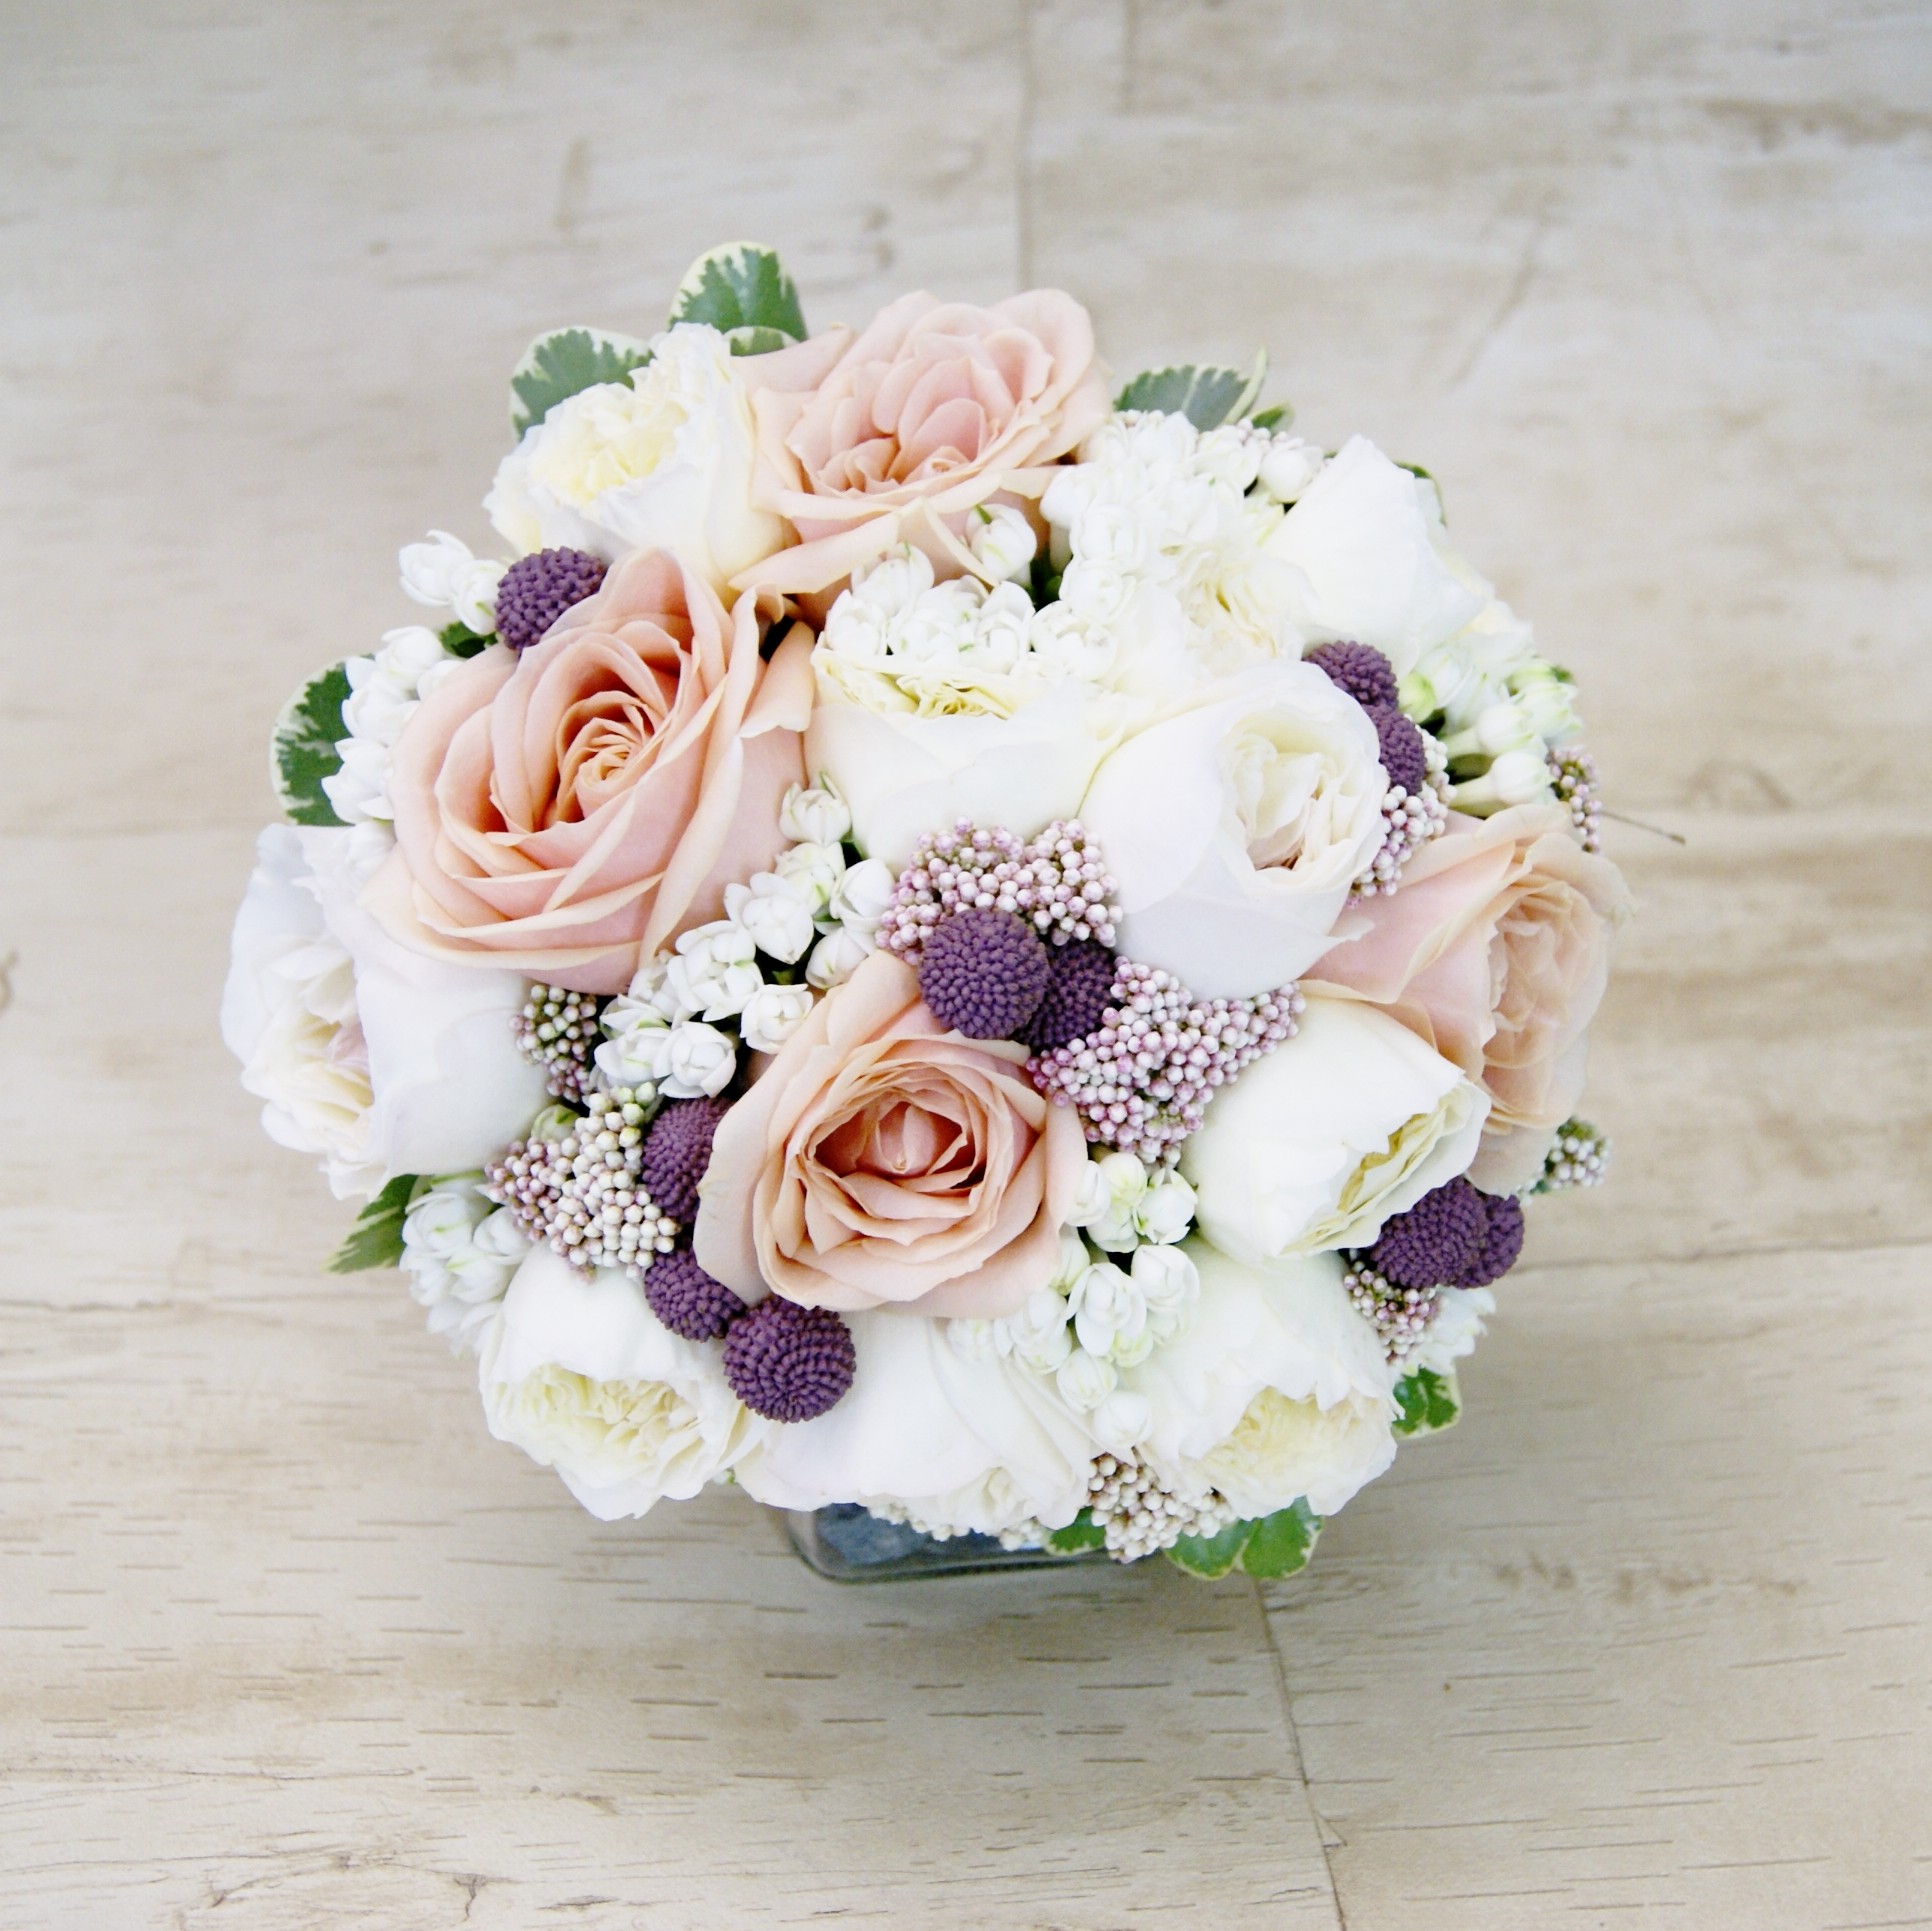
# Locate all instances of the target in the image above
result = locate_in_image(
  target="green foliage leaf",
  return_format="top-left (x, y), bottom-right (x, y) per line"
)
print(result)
top-left (1165, 1518), bottom-right (1256, 1579)
top-left (724, 324), bottom-right (796, 357)
top-left (1238, 1500), bottom-right (1321, 1579)
top-left (439, 619), bottom-right (493, 659)
top-left (1115, 352), bottom-right (1267, 430)
top-left (509, 326), bottom-right (654, 437)
top-left (669, 242), bottom-right (806, 341)
top-left (1047, 1508), bottom-right (1106, 1554)
top-left (1393, 1366), bottom-right (1461, 1437)
top-left (326, 1174), bottom-right (421, 1274)
top-left (270, 662), bottom-right (351, 827)
top-left (1248, 401), bottom-right (1294, 432)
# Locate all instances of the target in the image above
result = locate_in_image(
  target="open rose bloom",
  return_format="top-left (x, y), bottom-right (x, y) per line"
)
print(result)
top-left (227, 243), bottom-right (1628, 1580)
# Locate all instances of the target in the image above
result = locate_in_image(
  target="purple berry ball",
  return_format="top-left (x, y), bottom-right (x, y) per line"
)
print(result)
top-left (1462, 1191), bottom-right (1525, 1287)
top-left (1371, 703), bottom-right (1430, 795)
top-left (1025, 940), bottom-right (1120, 1052)
top-left (918, 908), bottom-right (1052, 1040)
top-left (640, 1097), bottom-right (731, 1223)
top-left (722, 1299), bottom-right (856, 1423)
top-left (1370, 1178), bottom-right (1488, 1292)
top-left (644, 1246), bottom-right (745, 1341)
top-left (1305, 640), bottom-right (1399, 712)
top-left (494, 547), bottom-right (607, 652)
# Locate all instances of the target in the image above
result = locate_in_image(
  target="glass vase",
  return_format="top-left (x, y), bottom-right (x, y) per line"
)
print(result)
top-left (782, 1503), bottom-right (1105, 1581)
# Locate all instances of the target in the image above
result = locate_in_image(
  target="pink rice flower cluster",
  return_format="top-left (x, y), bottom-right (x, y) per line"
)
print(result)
top-left (878, 819), bottom-right (1120, 961)
top-left (1027, 959), bottom-right (1304, 1167)
top-left (1354, 735), bottom-right (1449, 899)
top-left (1548, 746), bottom-right (1603, 852)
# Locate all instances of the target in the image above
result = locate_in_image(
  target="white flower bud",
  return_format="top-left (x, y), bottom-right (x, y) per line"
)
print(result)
top-left (1256, 437), bottom-right (1324, 503)
top-left (1005, 1288), bottom-right (1075, 1374)
top-left (1056, 1347), bottom-right (1118, 1413)
top-left (805, 924), bottom-right (873, 990)
top-left (1507, 662), bottom-right (1583, 746)
top-left (779, 779), bottom-right (852, 847)
top-left (830, 857), bottom-right (897, 932)
top-left (594, 1014), bottom-right (674, 1090)
top-left (1049, 1227), bottom-right (1091, 1293)
top-left (619, 956), bottom-right (684, 1022)
top-left (967, 503), bottom-right (1038, 582)
top-left (1133, 1170), bottom-right (1197, 1246)
top-left (1130, 1242), bottom-right (1200, 1343)
top-left (725, 873), bottom-right (818, 966)
top-left (471, 1207), bottom-right (530, 1266)
top-left (374, 624), bottom-right (447, 688)
top-left (849, 546), bottom-right (934, 621)
top-left (947, 1317), bottom-right (1005, 1363)
top-left (739, 981), bottom-right (816, 1054)
top-left (1069, 1260), bottom-right (1148, 1362)
top-left (661, 1020), bottom-right (736, 1099)
top-left (667, 919), bottom-right (763, 1019)
top-left (1446, 748), bottom-right (1554, 815)
top-left (773, 840), bottom-right (847, 915)
top-left (1090, 1389), bottom-right (1153, 1454)
top-left (398, 530), bottom-right (479, 609)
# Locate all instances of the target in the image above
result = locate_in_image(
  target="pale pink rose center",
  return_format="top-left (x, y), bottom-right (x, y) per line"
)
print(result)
top-left (801, 324), bottom-right (1054, 496)
top-left (1488, 885), bottom-right (1581, 1072)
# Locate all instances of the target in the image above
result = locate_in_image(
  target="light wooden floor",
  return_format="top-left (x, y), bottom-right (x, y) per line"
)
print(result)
top-left (3, 5), bottom-right (1928, 1926)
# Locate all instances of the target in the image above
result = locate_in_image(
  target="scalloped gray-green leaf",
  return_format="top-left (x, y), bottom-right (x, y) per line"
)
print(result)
top-left (1393, 1366), bottom-right (1461, 1437)
top-left (1115, 353), bottom-right (1266, 431)
top-left (1238, 1500), bottom-right (1320, 1579)
top-left (669, 242), bottom-right (806, 341)
top-left (509, 327), bottom-right (654, 437)
top-left (271, 662), bottom-right (351, 828)
top-left (327, 1173), bottom-right (421, 1273)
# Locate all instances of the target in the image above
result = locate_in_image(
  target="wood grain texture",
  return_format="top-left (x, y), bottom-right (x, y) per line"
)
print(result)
top-left (3, 2), bottom-right (1929, 1926)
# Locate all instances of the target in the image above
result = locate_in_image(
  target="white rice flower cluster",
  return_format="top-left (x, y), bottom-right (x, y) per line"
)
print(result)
top-left (1083, 1452), bottom-right (1239, 1562)
top-left (400, 1174), bottom-right (532, 1356)
top-left (593, 778), bottom-right (888, 1097)
top-left (1041, 410), bottom-right (1327, 682)
top-left (816, 541), bottom-right (1116, 719)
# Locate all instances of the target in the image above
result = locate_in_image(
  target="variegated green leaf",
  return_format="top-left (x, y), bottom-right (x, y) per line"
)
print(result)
top-left (1393, 1366), bottom-right (1461, 1437)
top-left (326, 1173), bottom-right (421, 1273)
top-left (509, 326), bottom-right (654, 437)
top-left (1238, 1500), bottom-right (1321, 1579)
top-left (669, 242), bottom-right (806, 341)
top-left (270, 662), bottom-right (351, 828)
top-left (724, 324), bottom-right (796, 357)
top-left (1046, 1508), bottom-right (1106, 1554)
top-left (1115, 352), bottom-right (1267, 430)
top-left (1165, 1518), bottom-right (1256, 1578)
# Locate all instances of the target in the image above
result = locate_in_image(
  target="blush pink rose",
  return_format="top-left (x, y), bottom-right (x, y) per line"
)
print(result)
top-left (370, 550), bottom-right (812, 994)
top-left (732, 290), bottom-right (1111, 599)
top-left (692, 951), bottom-right (1088, 1318)
top-left (1304, 803), bottom-right (1632, 1192)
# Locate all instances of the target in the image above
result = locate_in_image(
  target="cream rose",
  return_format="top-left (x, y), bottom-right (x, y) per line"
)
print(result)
top-left (484, 324), bottom-right (785, 588)
top-left (734, 289), bottom-right (1111, 599)
top-left (480, 1246), bottom-right (770, 1521)
top-left (1180, 995), bottom-right (1489, 1262)
top-left (222, 825), bottom-right (551, 1199)
top-left (1121, 1245), bottom-right (1396, 1518)
top-left (693, 950), bottom-right (1088, 1319)
top-left (1077, 660), bottom-right (1389, 1000)
top-left (1305, 802), bottom-right (1632, 1191)
top-left (370, 550), bottom-right (812, 995)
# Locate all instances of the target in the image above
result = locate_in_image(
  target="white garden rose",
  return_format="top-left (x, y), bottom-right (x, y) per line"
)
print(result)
top-left (1180, 995), bottom-right (1489, 1262)
top-left (484, 324), bottom-right (784, 588)
top-left (222, 826), bottom-right (550, 1199)
top-left (1078, 659), bottom-right (1388, 1000)
top-left (1261, 435), bottom-right (1487, 675)
top-left (1122, 1245), bottom-right (1396, 1519)
top-left (480, 1246), bottom-right (769, 1520)
top-left (736, 1307), bottom-right (1097, 1537)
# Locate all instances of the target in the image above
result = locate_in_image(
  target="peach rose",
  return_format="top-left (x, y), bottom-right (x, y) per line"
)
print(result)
top-left (369, 550), bottom-right (811, 994)
top-left (1304, 804), bottom-right (1631, 1192)
top-left (692, 951), bottom-right (1088, 1318)
top-left (732, 290), bottom-right (1111, 599)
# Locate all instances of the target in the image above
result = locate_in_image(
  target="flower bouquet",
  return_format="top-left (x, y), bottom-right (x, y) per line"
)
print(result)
top-left (225, 243), bottom-right (1628, 1580)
